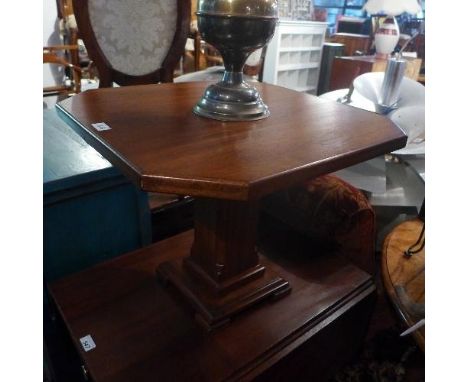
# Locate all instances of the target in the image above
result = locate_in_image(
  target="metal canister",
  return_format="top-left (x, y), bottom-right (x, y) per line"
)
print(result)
top-left (379, 57), bottom-right (407, 108)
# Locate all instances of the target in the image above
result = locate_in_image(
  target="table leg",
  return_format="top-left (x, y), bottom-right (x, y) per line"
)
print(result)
top-left (157, 197), bottom-right (290, 330)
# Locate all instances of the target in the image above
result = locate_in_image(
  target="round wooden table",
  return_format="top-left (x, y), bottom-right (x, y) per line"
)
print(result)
top-left (382, 218), bottom-right (425, 351)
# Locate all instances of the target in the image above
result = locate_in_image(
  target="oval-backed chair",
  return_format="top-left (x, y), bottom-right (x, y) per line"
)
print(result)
top-left (72, 0), bottom-right (191, 87)
top-left (71, 0), bottom-right (192, 230)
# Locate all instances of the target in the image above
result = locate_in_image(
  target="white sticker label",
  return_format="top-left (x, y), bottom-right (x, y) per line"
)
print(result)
top-left (80, 335), bottom-right (96, 352)
top-left (91, 122), bottom-right (111, 131)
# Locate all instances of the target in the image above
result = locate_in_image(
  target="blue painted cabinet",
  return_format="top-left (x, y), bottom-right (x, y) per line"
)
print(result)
top-left (44, 109), bottom-right (152, 282)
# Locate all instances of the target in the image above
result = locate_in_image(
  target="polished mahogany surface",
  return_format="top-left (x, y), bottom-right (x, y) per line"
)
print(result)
top-left (57, 82), bottom-right (406, 201)
top-left (49, 228), bottom-right (376, 382)
top-left (50, 83), bottom-right (387, 378)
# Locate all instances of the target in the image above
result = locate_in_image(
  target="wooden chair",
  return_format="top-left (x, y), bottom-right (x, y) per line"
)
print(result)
top-left (57, 0), bottom-right (81, 70)
top-left (72, 0), bottom-right (190, 87)
top-left (203, 43), bottom-right (224, 68)
top-left (44, 0), bottom-right (84, 100)
top-left (43, 45), bottom-right (82, 98)
top-left (187, 23), bottom-right (267, 80)
top-left (243, 46), bottom-right (267, 81)
top-left (57, 0), bottom-right (97, 79)
top-left (186, 0), bottom-right (265, 79)
top-left (71, 0), bottom-right (192, 227)
top-left (175, 45), bottom-right (267, 83)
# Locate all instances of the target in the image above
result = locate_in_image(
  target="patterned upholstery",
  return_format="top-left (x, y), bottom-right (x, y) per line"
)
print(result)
top-left (88, 0), bottom-right (177, 75)
top-left (262, 174), bottom-right (376, 275)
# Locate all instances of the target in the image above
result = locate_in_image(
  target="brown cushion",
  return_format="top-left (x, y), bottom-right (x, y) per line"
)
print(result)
top-left (262, 174), bottom-right (376, 275)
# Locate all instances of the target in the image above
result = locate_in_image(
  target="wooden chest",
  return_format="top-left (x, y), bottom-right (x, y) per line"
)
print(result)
top-left (43, 109), bottom-right (152, 282)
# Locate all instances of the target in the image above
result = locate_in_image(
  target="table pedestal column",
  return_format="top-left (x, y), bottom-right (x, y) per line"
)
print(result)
top-left (157, 198), bottom-right (290, 330)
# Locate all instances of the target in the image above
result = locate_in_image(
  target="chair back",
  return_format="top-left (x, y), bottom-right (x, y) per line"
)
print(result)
top-left (43, 45), bottom-right (82, 98)
top-left (72, 0), bottom-right (190, 87)
top-left (244, 47), bottom-right (267, 81)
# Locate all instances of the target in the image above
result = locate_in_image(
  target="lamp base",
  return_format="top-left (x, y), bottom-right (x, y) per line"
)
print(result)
top-left (193, 71), bottom-right (270, 121)
top-left (374, 16), bottom-right (400, 57)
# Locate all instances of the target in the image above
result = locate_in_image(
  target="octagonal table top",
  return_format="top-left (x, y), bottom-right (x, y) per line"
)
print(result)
top-left (57, 81), bottom-right (406, 200)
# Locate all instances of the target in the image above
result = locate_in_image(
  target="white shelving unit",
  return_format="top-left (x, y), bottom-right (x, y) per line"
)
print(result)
top-left (263, 20), bottom-right (328, 95)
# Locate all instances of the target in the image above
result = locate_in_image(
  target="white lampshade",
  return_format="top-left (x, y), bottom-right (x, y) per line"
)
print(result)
top-left (363, 0), bottom-right (422, 16)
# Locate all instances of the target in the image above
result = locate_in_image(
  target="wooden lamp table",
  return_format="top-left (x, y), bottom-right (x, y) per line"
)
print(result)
top-left (50, 82), bottom-right (406, 380)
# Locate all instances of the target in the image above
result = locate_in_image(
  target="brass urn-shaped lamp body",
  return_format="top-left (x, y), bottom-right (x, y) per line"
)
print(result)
top-left (193, 0), bottom-right (278, 121)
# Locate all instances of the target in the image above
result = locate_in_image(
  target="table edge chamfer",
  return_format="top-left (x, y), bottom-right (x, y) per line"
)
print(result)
top-left (56, 84), bottom-right (407, 201)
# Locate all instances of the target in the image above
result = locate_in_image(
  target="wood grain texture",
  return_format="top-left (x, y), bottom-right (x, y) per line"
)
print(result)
top-left (371, 57), bottom-right (422, 81)
top-left (191, 198), bottom-right (259, 282)
top-left (72, 0), bottom-right (191, 87)
top-left (157, 198), bottom-right (290, 329)
top-left (382, 219), bottom-right (425, 350)
top-left (330, 55), bottom-right (422, 91)
top-left (57, 81), bottom-right (407, 201)
top-left (49, 228), bottom-right (376, 382)
top-left (329, 33), bottom-right (371, 56)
